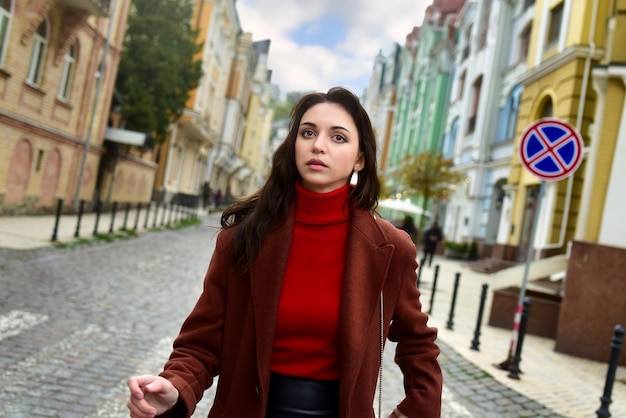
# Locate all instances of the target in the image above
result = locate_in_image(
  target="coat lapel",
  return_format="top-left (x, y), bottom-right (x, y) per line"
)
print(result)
top-left (250, 212), bottom-right (294, 386)
top-left (338, 209), bottom-right (395, 393)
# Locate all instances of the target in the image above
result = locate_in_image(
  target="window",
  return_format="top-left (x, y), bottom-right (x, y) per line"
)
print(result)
top-left (58, 43), bottom-right (76, 100)
top-left (546, 3), bottom-right (563, 48)
top-left (457, 70), bottom-right (466, 100)
top-left (468, 76), bottom-right (483, 134)
top-left (523, 0), bottom-right (535, 10)
top-left (443, 117), bottom-right (459, 159)
top-left (519, 24), bottom-right (531, 63)
top-left (0, 0), bottom-right (12, 67)
top-left (539, 97), bottom-right (553, 118)
top-left (479, 0), bottom-right (492, 49)
top-left (506, 85), bottom-right (523, 140)
top-left (26, 19), bottom-right (48, 85)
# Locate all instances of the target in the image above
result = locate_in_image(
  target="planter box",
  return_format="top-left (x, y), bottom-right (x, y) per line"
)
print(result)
top-left (444, 248), bottom-right (467, 260)
top-left (488, 286), bottom-right (562, 339)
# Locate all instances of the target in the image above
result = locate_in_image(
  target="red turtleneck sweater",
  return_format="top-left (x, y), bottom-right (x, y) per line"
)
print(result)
top-left (270, 182), bottom-right (351, 380)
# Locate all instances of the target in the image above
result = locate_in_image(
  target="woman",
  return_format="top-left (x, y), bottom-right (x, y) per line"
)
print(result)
top-left (127, 87), bottom-right (442, 418)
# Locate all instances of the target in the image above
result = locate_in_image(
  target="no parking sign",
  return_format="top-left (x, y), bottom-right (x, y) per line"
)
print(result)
top-left (518, 118), bottom-right (583, 181)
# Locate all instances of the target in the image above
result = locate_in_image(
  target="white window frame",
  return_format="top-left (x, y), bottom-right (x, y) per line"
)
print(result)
top-left (58, 43), bottom-right (76, 101)
top-left (26, 19), bottom-right (48, 86)
top-left (0, 0), bottom-right (13, 67)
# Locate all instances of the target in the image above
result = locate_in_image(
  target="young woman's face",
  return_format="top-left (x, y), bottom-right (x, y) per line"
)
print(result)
top-left (295, 102), bottom-right (364, 193)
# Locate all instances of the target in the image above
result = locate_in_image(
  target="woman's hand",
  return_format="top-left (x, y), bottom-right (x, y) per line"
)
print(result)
top-left (388, 407), bottom-right (409, 418)
top-left (127, 374), bottom-right (179, 418)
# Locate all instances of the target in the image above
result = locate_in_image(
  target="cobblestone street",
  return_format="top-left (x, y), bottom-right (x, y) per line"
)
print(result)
top-left (0, 214), bottom-right (562, 417)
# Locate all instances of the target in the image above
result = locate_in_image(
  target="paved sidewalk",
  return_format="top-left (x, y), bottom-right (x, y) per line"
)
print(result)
top-left (0, 212), bottom-right (624, 417)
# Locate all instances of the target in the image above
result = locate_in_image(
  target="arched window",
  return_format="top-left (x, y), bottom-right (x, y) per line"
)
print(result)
top-left (27, 19), bottom-right (48, 85)
top-left (540, 97), bottom-right (553, 118)
top-left (0, 0), bottom-right (13, 67)
top-left (58, 43), bottom-right (76, 100)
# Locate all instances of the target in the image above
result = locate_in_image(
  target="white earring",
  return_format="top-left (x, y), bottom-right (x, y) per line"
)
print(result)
top-left (349, 171), bottom-right (359, 188)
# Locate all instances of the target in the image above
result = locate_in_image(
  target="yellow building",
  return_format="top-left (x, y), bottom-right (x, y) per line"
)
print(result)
top-left (0, 0), bottom-right (136, 214)
top-left (506, 0), bottom-right (626, 364)
top-left (507, 0), bottom-right (609, 260)
top-left (237, 39), bottom-right (273, 197)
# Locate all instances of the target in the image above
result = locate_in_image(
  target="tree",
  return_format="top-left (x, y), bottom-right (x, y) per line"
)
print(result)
top-left (397, 150), bottom-right (465, 227)
top-left (115, 0), bottom-right (203, 143)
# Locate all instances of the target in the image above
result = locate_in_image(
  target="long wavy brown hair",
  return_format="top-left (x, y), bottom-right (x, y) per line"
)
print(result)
top-left (221, 86), bottom-right (380, 270)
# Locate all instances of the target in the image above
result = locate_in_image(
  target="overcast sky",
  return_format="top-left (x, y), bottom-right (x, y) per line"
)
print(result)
top-left (236, 0), bottom-right (431, 96)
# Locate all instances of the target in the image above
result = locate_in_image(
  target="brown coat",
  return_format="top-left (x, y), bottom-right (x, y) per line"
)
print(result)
top-left (160, 206), bottom-right (442, 418)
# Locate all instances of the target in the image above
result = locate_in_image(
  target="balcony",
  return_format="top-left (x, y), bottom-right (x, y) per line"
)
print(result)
top-left (58, 0), bottom-right (110, 17)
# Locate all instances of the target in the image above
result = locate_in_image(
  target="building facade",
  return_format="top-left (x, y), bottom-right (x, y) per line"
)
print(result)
top-left (0, 0), bottom-right (138, 215)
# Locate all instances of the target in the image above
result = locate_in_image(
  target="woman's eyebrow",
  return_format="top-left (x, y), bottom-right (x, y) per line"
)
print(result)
top-left (300, 121), bottom-right (351, 134)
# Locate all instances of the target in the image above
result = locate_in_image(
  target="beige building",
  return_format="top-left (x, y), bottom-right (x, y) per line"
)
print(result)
top-left (154, 0), bottom-right (240, 208)
top-left (0, 0), bottom-right (145, 215)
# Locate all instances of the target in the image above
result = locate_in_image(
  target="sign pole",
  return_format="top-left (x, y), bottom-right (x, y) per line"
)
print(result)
top-left (497, 180), bottom-right (545, 369)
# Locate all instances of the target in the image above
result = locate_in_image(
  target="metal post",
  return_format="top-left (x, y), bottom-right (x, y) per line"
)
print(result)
top-left (134, 202), bottom-right (142, 231)
top-left (416, 261), bottom-right (424, 288)
top-left (109, 201), bottom-right (118, 233)
top-left (471, 283), bottom-right (489, 351)
top-left (167, 203), bottom-right (173, 226)
top-left (144, 201), bottom-right (151, 229)
top-left (446, 272), bottom-right (461, 330)
top-left (596, 324), bottom-right (625, 418)
top-left (508, 297), bottom-right (532, 379)
top-left (74, 199), bottom-right (85, 238)
top-left (122, 202), bottom-right (131, 230)
top-left (427, 265), bottom-right (440, 315)
top-left (160, 202), bottom-right (167, 226)
top-left (51, 198), bottom-right (64, 242)
top-left (499, 180), bottom-right (545, 368)
top-left (93, 200), bottom-right (102, 236)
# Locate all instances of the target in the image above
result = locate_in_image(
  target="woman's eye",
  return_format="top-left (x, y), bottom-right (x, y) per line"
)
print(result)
top-left (301, 129), bottom-right (315, 138)
top-left (332, 134), bottom-right (347, 143)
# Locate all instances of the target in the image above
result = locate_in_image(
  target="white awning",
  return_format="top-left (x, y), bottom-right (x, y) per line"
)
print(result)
top-left (104, 128), bottom-right (146, 146)
top-left (377, 199), bottom-right (430, 216)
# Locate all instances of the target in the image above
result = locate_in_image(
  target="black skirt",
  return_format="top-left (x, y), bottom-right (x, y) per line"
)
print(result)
top-left (265, 372), bottom-right (339, 418)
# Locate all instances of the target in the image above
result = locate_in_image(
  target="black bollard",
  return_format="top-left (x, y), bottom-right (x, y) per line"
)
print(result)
top-left (109, 201), bottom-right (118, 233)
top-left (416, 262), bottom-right (424, 288)
top-left (427, 265), bottom-right (440, 315)
top-left (152, 203), bottom-right (159, 228)
top-left (122, 202), bottom-right (131, 230)
top-left (51, 198), bottom-right (64, 242)
top-left (93, 200), bottom-right (102, 236)
top-left (471, 283), bottom-right (489, 351)
top-left (134, 202), bottom-right (142, 231)
top-left (596, 324), bottom-right (625, 418)
top-left (74, 199), bottom-right (85, 238)
top-left (167, 203), bottom-right (174, 226)
top-left (144, 202), bottom-right (151, 229)
top-left (160, 202), bottom-right (167, 226)
top-left (508, 297), bottom-right (532, 379)
top-left (446, 272), bottom-right (461, 330)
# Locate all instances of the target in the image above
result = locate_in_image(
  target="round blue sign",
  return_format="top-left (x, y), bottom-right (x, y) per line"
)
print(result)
top-left (518, 118), bottom-right (583, 181)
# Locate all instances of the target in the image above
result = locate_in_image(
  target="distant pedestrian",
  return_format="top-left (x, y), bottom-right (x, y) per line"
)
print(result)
top-left (422, 221), bottom-right (442, 267)
top-left (214, 188), bottom-right (223, 208)
top-left (202, 182), bottom-right (212, 209)
top-left (398, 215), bottom-right (418, 244)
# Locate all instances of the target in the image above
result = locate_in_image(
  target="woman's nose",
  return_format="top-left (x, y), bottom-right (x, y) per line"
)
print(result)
top-left (312, 135), bottom-right (326, 153)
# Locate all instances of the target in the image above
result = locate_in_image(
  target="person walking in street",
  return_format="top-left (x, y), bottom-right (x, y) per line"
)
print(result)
top-left (421, 221), bottom-right (443, 268)
top-left (127, 87), bottom-right (442, 418)
top-left (398, 214), bottom-right (418, 245)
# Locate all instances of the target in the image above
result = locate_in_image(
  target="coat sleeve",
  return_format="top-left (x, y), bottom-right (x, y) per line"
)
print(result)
top-left (386, 230), bottom-right (443, 417)
top-left (158, 230), bottom-right (232, 417)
